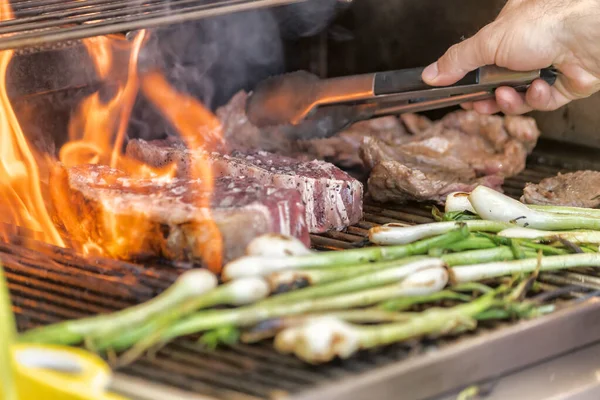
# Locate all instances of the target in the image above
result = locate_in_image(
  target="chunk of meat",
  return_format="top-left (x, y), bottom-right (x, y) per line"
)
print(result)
top-left (50, 164), bottom-right (310, 267)
top-left (216, 91), bottom-right (301, 156)
top-left (521, 170), bottom-right (600, 208)
top-left (296, 116), bottom-right (410, 168)
top-left (360, 110), bottom-right (539, 204)
top-left (126, 139), bottom-right (363, 232)
top-left (366, 160), bottom-right (505, 204)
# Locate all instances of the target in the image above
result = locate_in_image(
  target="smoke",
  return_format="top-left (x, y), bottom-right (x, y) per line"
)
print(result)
top-left (129, 0), bottom-right (340, 141)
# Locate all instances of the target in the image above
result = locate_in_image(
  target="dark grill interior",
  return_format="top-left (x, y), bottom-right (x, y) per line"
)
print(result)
top-left (4, 143), bottom-right (600, 399)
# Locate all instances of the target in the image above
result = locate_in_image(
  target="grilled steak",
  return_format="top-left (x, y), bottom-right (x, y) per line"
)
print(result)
top-left (521, 170), bottom-right (600, 208)
top-left (50, 164), bottom-right (310, 268)
top-left (216, 91), bottom-right (305, 156)
top-left (297, 116), bottom-right (409, 169)
top-left (360, 110), bottom-right (540, 204)
top-left (126, 139), bottom-right (363, 233)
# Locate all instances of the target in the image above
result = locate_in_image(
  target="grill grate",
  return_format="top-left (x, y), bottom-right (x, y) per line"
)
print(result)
top-left (4, 156), bottom-right (600, 400)
top-left (0, 0), bottom-right (306, 51)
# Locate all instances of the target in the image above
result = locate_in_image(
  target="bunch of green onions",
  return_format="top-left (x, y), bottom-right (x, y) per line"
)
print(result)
top-left (16, 187), bottom-right (600, 364)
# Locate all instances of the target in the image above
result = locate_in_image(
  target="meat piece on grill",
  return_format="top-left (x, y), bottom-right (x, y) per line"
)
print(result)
top-left (50, 164), bottom-right (310, 267)
top-left (126, 139), bottom-right (364, 233)
top-left (521, 170), bottom-right (600, 208)
top-left (360, 110), bottom-right (540, 204)
top-left (297, 116), bottom-right (411, 169)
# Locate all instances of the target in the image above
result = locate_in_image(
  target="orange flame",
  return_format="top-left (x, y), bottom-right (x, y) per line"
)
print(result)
top-left (0, 1), bottom-right (63, 246)
top-left (0, 2), bottom-right (224, 271)
top-left (141, 72), bottom-right (224, 270)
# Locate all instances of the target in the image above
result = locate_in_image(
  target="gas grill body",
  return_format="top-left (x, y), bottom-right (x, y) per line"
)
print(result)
top-left (4, 1), bottom-right (600, 400)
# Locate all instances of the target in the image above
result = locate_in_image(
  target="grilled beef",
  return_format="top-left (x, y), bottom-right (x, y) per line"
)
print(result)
top-left (296, 116), bottom-right (409, 169)
top-left (50, 164), bottom-right (310, 267)
top-left (360, 111), bottom-right (540, 204)
top-left (521, 170), bottom-right (600, 208)
top-left (216, 91), bottom-right (300, 155)
top-left (126, 139), bottom-right (363, 233)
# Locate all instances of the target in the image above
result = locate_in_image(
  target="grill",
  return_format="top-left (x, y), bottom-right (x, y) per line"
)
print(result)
top-left (5, 143), bottom-right (600, 400)
top-left (0, 0), bottom-right (306, 51)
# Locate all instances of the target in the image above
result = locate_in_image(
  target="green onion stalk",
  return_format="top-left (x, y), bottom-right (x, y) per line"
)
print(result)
top-left (241, 309), bottom-right (417, 344)
top-left (222, 226), bottom-right (470, 280)
top-left (453, 253), bottom-right (600, 283)
top-left (268, 246), bottom-right (538, 292)
top-left (446, 190), bottom-right (600, 220)
top-left (0, 263), bottom-right (18, 400)
top-left (96, 266), bottom-right (450, 354)
top-left (274, 289), bottom-right (502, 364)
top-left (368, 220), bottom-right (510, 246)
top-left (469, 186), bottom-right (600, 230)
top-left (261, 258), bottom-right (445, 306)
top-left (499, 227), bottom-right (600, 244)
top-left (20, 269), bottom-right (219, 346)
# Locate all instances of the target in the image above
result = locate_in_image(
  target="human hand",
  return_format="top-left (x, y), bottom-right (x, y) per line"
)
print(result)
top-left (421, 0), bottom-right (600, 115)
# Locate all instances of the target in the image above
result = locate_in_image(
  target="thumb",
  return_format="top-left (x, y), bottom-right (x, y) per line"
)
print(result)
top-left (422, 24), bottom-right (503, 86)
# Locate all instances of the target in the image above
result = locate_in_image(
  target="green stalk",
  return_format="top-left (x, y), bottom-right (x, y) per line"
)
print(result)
top-left (274, 290), bottom-right (501, 363)
top-left (262, 258), bottom-right (444, 306)
top-left (0, 264), bottom-right (18, 400)
top-left (441, 247), bottom-right (537, 266)
top-left (500, 227), bottom-right (600, 245)
top-left (241, 310), bottom-right (415, 344)
top-left (529, 204), bottom-right (600, 218)
top-left (223, 226), bottom-right (470, 280)
top-left (99, 267), bottom-right (449, 352)
top-left (379, 290), bottom-right (471, 311)
top-left (442, 236), bottom-right (497, 252)
top-left (89, 277), bottom-right (269, 351)
top-left (266, 256), bottom-right (428, 290)
top-left (20, 270), bottom-right (218, 346)
top-left (271, 247), bottom-right (537, 292)
top-left (368, 220), bottom-right (508, 246)
top-left (453, 253), bottom-right (600, 283)
top-left (470, 186), bottom-right (600, 231)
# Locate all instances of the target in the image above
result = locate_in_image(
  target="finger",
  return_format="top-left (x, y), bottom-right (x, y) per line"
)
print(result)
top-left (460, 102), bottom-right (474, 110)
top-left (495, 86), bottom-right (532, 115)
top-left (472, 99), bottom-right (501, 115)
top-left (524, 79), bottom-right (556, 111)
top-left (422, 22), bottom-right (504, 86)
top-left (525, 76), bottom-right (573, 112)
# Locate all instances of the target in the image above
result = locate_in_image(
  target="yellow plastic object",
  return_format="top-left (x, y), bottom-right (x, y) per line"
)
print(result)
top-left (4, 344), bottom-right (128, 400)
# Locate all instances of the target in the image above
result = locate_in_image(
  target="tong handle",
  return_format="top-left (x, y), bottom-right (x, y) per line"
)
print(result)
top-left (373, 66), bottom-right (557, 96)
top-left (374, 67), bottom-right (477, 95)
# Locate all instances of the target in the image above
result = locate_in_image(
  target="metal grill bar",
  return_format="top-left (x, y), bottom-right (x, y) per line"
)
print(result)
top-left (0, 0), bottom-right (307, 51)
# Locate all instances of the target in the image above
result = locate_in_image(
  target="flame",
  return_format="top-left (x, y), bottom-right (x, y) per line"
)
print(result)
top-left (141, 72), bottom-right (224, 270)
top-left (0, 2), bottom-right (224, 271)
top-left (0, 1), bottom-right (63, 245)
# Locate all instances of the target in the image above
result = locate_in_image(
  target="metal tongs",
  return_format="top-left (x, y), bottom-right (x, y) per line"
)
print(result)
top-left (245, 65), bottom-right (558, 139)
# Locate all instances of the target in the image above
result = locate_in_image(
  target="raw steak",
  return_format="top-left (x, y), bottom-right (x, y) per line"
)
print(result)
top-left (126, 139), bottom-right (363, 232)
top-left (360, 111), bottom-right (540, 204)
top-left (521, 170), bottom-right (600, 208)
top-left (50, 164), bottom-right (310, 268)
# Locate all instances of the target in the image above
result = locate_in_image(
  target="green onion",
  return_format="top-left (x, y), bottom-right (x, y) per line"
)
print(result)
top-left (274, 289), bottom-right (499, 364)
top-left (499, 227), bottom-right (600, 244)
top-left (223, 226), bottom-right (469, 280)
top-left (20, 269), bottom-right (218, 346)
top-left (469, 186), bottom-right (600, 230)
top-left (368, 220), bottom-right (508, 246)
top-left (0, 263), bottom-right (18, 400)
top-left (453, 253), bottom-right (600, 283)
top-left (98, 267), bottom-right (450, 353)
